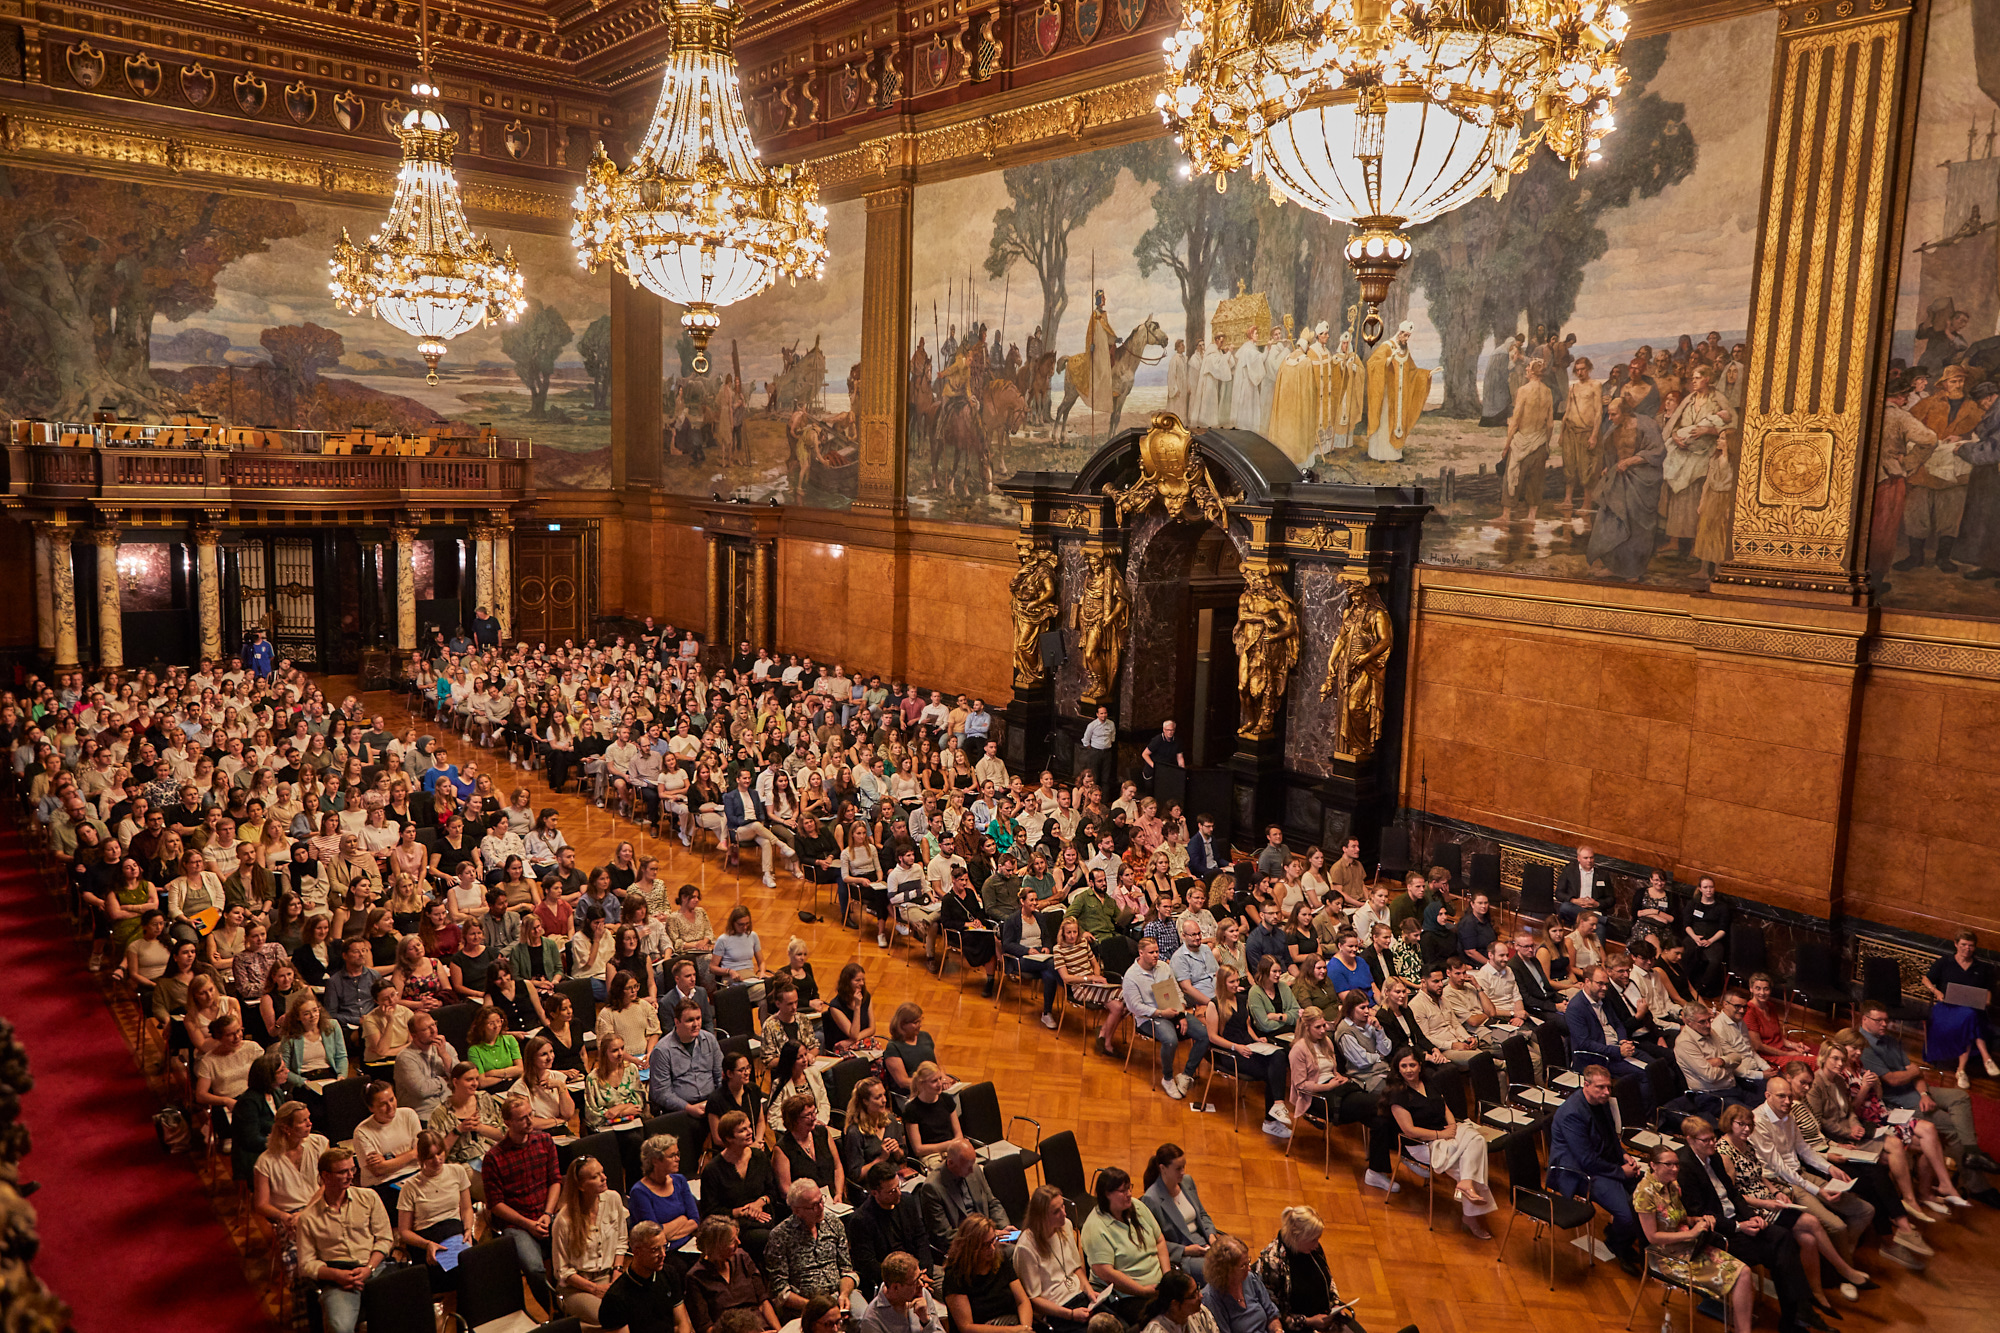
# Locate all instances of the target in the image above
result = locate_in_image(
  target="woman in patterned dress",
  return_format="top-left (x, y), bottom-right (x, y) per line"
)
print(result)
top-left (1632, 1145), bottom-right (1755, 1329)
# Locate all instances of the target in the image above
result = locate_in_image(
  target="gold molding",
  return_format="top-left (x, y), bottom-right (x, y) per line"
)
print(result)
top-left (1865, 635), bottom-right (2000, 682)
top-left (0, 103), bottom-right (571, 224)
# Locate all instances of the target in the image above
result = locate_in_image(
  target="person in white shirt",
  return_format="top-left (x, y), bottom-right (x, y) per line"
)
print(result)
top-left (885, 848), bottom-right (929, 949)
top-left (1748, 1076), bottom-right (1873, 1244)
top-left (1121, 936), bottom-right (1210, 1101)
top-left (1713, 990), bottom-right (1771, 1077)
top-left (1473, 938), bottom-right (1533, 1028)
top-left (918, 692), bottom-right (951, 731)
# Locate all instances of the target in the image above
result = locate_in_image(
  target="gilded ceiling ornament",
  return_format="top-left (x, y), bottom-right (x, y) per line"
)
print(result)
top-left (66, 43), bottom-right (106, 89)
top-left (123, 54), bottom-right (162, 99)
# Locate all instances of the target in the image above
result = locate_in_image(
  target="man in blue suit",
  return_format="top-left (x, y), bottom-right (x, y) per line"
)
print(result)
top-left (1547, 1064), bottom-right (1643, 1274)
top-left (1565, 965), bottom-right (1650, 1078)
top-left (1187, 814), bottom-right (1225, 883)
top-left (723, 768), bottom-right (792, 889)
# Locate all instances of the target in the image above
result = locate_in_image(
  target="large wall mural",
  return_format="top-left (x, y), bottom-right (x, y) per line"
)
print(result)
top-left (904, 12), bottom-right (1775, 591)
top-left (658, 197), bottom-right (866, 510)
top-left (0, 166), bottom-right (613, 490)
top-left (1881, 0), bottom-right (2000, 616)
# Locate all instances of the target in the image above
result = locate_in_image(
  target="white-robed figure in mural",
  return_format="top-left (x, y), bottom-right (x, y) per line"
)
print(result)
top-left (1266, 330), bottom-right (1320, 465)
top-left (1186, 341), bottom-right (1208, 429)
top-left (1198, 334), bottom-right (1234, 429)
top-left (1658, 362), bottom-right (1735, 547)
top-left (1166, 339), bottom-right (1189, 422)
top-left (1264, 328), bottom-right (1289, 433)
top-left (1084, 289), bottom-right (1118, 418)
top-left (1366, 321), bottom-right (1432, 462)
top-left (1323, 327), bottom-right (1366, 455)
top-left (1232, 327), bottom-right (1266, 432)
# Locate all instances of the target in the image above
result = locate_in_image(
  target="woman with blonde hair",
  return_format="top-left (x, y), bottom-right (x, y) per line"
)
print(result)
top-left (252, 1099), bottom-right (326, 1274)
top-left (552, 1153), bottom-right (631, 1322)
top-left (1251, 1206), bottom-right (1359, 1333)
top-left (584, 1034), bottom-right (646, 1132)
top-left (277, 990), bottom-right (348, 1090)
top-left (511, 1034), bottom-right (576, 1131)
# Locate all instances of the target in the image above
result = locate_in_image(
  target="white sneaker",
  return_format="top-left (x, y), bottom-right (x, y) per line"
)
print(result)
top-left (877, 934), bottom-right (890, 949)
top-left (1040, 1014), bottom-right (1057, 1030)
top-left (680, 833), bottom-right (692, 847)
top-left (1172, 1073), bottom-right (1193, 1096)
top-left (1161, 1078), bottom-right (1185, 1101)
top-left (1262, 1119), bottom-right (1293, 1140)
top-left (1365, 1170), bottom-right (1401, 1194)
top-left (762, 874), bottom-right (776, 888)
top-left (896, 923), bottom-right (912, 936)
top-left (1270, 1102), bottom-right (1294, 1126)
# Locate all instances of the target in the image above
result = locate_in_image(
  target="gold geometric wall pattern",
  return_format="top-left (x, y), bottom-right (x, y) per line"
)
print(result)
top-left (1724, 8), bottom-right (1906, 591)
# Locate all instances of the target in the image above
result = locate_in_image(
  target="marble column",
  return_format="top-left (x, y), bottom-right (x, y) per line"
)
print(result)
top-left (391, 522), bottom-right (419, 653)
top-left (91, 525), bottom-right (122, 669)
top-left (752, 539), bottom-right (772, 650)
top-left (193, 525), bottom-right (222, 661)
top-left (491, 515), bottom-right (513, 642)
top-left (47, 524), bottom-right (77, 671)
top-left (472, 522), bottom-right (496, 620)
top-left (32, 524), bottom-right (54, 657)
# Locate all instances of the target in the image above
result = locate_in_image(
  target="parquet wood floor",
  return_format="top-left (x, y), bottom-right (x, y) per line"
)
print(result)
top-left (176, 680), bottom-right (2000, 1331)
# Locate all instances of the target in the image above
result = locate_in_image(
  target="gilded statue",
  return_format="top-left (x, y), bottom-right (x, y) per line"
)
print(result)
top-left (1008, 541), bottom-right (1060, 687)
top-left (1074, 549), bottom-right (1129, 708)
top-left (1232, 560), bottom-right (1300, 739)
top-left (1321, 579), bottom-right (1394, 758)
top-left (1105, 412), bottom-right (1237, 526)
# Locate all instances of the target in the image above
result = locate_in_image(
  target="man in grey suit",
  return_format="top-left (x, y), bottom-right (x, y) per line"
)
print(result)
top-left (918, 1139), bottom-right (1009, 1260)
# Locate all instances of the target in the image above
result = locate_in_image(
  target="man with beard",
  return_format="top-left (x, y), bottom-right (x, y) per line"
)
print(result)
top-left (1659, 363), bottom-right (1735, 557)
top-left (1899, 363), bottom-right (1984, 573)
top-left (1586, 394), bottom-right (1667, 580)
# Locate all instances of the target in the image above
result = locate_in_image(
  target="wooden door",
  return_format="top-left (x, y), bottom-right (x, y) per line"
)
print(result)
top-left (513, 534), bottom-right (583, 644)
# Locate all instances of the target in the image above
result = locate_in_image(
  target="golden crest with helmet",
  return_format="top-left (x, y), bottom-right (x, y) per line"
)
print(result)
top-left (1106, 412), bottom-right (1238, 526)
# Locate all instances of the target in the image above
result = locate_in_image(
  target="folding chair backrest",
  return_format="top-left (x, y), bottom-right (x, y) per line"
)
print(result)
top-left (643, 1111), bottom-right (709, 1170)
top-left (1467, 1050), bottom-right (1503, 1107)
top-left (1040, 1129), bottom-right (1089, 1219)
top-left (1536, 1018), bottom-right (1571, 1075)
top-left (360, 1258), bottom-right (437, 1333)
top-left (986, 1150), bottom-right (1030, 1225)
top-left (456, 1237), bottom-right (527, 1327)
top-left (1793, 939), bottom-right (1837, 991)
top-left (714, 984), bottom-right (756, 1039)
top-left (1612, 1074), bottom-right (1649, 1132)
top-left (822, 1057), bottom-right (871, 1126)
top-left (555, 977), bottom-right (597, 1034)
top-left (1518, 865), bottom-right (1556, 917)
top-left (434, 1001), bottom-right (480, 1056)
top-left (321, 1077), bottom-right (372, 1146)
top-left (558, 1130), bottom-right (626, 1193)
top-left (1502, 1033), bottom-right (1538, 1091)
top-left (1861, 955), bottom-right (1903, 1006)
top-left (1503, 1132), bottom-right (1545, 1195)
top-left (1431, 841), bottom-right (1463, 888)
top-left (958, 1081), bottom-right (1003, 1146)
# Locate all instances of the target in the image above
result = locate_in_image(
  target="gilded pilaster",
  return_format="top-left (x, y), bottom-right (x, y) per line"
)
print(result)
top-left (40, 523), bottom-right (76, 671)
top-left (491, 515), bottom-right (514, 642)
top-left (857, 184), bottom-right (915, 510)
top-left (1717, 0), bottom-right (1919, 600)
top-left (390, 521), bottom-right (419, 654)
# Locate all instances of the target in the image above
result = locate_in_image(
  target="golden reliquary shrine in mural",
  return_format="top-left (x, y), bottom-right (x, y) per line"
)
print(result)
top-left (5, 0), bottom-right (2000, 964)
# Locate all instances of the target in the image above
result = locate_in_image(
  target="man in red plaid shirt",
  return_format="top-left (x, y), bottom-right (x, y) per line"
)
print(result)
top-left (483, 1094), bottom-right (561, 1306)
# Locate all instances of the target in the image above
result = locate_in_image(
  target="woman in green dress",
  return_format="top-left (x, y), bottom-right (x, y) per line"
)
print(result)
top-left (1632, 1145), bottom-right (1755, 1331)
top-left (107, 857), bottom-right (161, 954)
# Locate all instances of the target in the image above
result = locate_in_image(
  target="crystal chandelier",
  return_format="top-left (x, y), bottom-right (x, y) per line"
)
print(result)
top-left (329, 0), bottom-right (526, 383)
top-left (572, 0), bottom-right (827, 373)
top-left (1161, 0), bottom-right (1628, 343)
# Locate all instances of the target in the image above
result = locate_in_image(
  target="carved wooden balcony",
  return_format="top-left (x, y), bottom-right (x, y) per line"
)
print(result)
top-left (4, 423), bottom-right (533, 509)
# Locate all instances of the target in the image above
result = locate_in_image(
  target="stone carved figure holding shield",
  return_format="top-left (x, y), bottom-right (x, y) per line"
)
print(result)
top-left (1074, 550), bottom-right (1129, 708)
top-left (1321, 578), bottom-right (1394, 758)
top-left (1232, 559), bottom-right (1300, 738)
top-left (1009, 540), bottom-right (1060, 687)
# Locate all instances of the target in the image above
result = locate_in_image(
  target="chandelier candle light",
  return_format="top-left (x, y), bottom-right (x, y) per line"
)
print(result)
top-left (1161, 0), bottom-right (1628, 345)
top-left (571, 0), bottom-right (828, 374)
top-left (328, 0), bottom-right (526, 383)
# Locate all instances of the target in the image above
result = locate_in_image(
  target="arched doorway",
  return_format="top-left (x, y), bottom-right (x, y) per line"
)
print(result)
top-left (1127, 522), bottom-right (1243, 767)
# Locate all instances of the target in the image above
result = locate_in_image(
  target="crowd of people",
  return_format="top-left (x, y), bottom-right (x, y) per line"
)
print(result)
top-left (15, 623), bottom-right (1998, 1333)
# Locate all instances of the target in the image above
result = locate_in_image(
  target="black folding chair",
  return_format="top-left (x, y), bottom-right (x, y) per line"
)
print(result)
top-left (958, 1080), bottom-right (1041, 1174)
top-left (322, 1077), bottom-right (372, 1147)
top-left (1039, 1129), bottom-right (1090, 1222)
top-left (457, 1237), bottom-right (538, 1330)
top-left (821, 1057), bottom-right (872, 1131)
top-left (1789, 939), bottom-right (1853, 1017)
top-left (555, 976), bottom-right (597, 1035)
top-left (434, 1001), bottom-right (480, 1056)
top-left (1518, 864), bottom-right (1557, 920)
top-left (1498, 1133), bottom-right (1598, 1290)
top-left (359, 1259), bottom-right (436, 1333)
top-left (1727, 922), bottom-right (1769, 990)
top-left (558, 1129), bottom-right (626, 1193)
top-left (642, 1111), bottom-right (710, 1171)
top-left (714, 984), bottom-right (757, 1041)
top-left (987, 1150), bottom-right (1031, 1226)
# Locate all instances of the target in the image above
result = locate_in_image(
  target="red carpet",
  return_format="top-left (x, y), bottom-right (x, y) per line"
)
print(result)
top-left (0, 827), bottom-right (271, 1331)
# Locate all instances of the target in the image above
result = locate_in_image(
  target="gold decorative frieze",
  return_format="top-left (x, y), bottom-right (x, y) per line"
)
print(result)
top-left (1865, 635), bottom-right (2000, 681)
top-left (0, 106), bottom-right (569, 222)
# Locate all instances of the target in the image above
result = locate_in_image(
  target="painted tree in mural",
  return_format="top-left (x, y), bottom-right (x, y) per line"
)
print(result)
top-left (983, 152), bottom-right (1120, 358)
top-left (1127, 141), bottom-right (1254, 348)
top-left (1407, 34), bottom-right (1694, 416)
top-left (501, 300), bottom-right (573, 417)
top-left (0, 169), bottom-right (305, 418)
top-left (578, 314), bottom-right (613, 411)
top-left (261, 323), bottom-right (345, 384)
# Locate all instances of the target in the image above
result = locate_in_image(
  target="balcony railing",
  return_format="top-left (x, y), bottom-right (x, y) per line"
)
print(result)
top-left (6, 433), bottom-right (532, 507)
